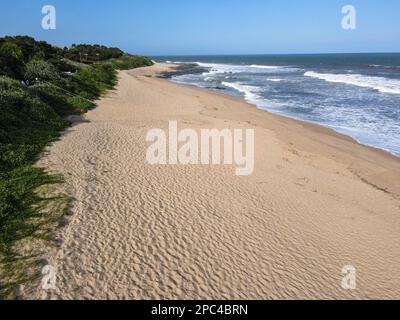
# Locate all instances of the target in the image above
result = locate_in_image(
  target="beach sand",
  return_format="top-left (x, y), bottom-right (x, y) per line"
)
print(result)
top-left (29, 63), bottom-right (400, 299)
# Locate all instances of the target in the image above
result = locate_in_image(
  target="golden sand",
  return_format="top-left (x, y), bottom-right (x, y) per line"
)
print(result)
top-left (28, 63), bottom-right (400, 299)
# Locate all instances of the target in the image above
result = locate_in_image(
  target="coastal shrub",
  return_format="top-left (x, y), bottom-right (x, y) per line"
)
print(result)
top-left (28, 82), bottom-right (76, 116)
top-left (67, 95), bottom-right (95, 112)
top-left (0, 88), bottom-right (60, 127)
top-left (110, 55), bottom-right (153, 70)
top-left (0, 88), bottom-right (65, 169)
top-left (72, 68), bottom-right (105, 99)
top-left (0, 42), bottom-right (25, 79)
top-left (0, 36), bottom-right (63, 63)
top-left (0, 76), bottom-right (22, 91)
top-left (59, 58), bottom-right (87, 71)
top-left (69, 63), bottom-right (118, 102)
top-left (24, 59), bottom-right (60, 82)
top-left (64, 44), bottom-right (124, 64)
top-left (0, 165), bottom-right (61, 251)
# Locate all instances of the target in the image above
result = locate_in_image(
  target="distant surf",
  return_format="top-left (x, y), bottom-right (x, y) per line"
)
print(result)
top-left (304, 71), bottom-right (400, 94)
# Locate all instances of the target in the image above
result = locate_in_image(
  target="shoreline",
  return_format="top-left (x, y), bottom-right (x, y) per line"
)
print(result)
top-left (160, 62), bottom-right (400, 160)
top-left (154, 63), bottom-right (400, 196)
top-left (26, 63), bottom-right (400, 299)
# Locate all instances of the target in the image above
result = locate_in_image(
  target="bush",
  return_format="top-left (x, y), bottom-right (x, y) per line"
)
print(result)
top-left (0, 42), bottom-right (24, 79)
top-left (67, 96), bottom-right (95, 112)
top-left (64, 44), bottom-right (124, 64)
top-left (109, 55), bottom-right (153, 70)
top-left (28, 82), bottom-right (75, 116)
top-left (24, 60), bottom-right (59, 82)
top-left (0, 76), bottom-right (22, 91)
top-left (48, 58), bottom-right (78, 73)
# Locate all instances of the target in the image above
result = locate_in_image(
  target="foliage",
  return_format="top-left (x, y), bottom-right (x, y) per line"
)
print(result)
top-left (24, 60), bottom-right (60, 82)
top-left (0, 42), bottom-right (24, 79)
top-left (0, 36), bottom-right (63, 63)
top-left (109, 55), bottom-right (154, 70)
top-left (63, 44), bottom-right (124, 64)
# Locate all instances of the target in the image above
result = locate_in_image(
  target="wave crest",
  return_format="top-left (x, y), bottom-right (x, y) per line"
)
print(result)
top-left (221, 81), bottom-right (263, 103)
top-left (304, 71), bottom-right (400, 94)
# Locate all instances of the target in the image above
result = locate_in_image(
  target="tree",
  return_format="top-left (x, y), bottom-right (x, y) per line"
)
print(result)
top-left (0, 42), bottom-right (24, 79)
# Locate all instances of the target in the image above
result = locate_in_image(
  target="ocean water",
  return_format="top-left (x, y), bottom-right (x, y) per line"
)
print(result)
top-left (153, 54), bottom-right (400, 157)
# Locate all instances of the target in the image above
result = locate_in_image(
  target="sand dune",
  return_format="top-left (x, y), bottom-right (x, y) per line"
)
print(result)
top-left (28, 63), bottom-right (400, 299)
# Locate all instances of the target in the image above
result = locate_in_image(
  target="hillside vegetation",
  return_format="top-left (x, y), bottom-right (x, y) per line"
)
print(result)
top-left (0, 36), bottom-right (153, 298)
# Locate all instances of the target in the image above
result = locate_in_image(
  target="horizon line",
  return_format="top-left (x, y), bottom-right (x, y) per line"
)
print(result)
top-left (149, 51), bottom-right (400, 57)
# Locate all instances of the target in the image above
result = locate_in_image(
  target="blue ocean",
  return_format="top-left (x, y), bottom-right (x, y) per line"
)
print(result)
top-left (154, 54), bottom-right (400, 156)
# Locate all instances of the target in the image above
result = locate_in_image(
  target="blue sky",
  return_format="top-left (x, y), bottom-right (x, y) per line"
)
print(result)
top-left (1, 0), bottom-right (399, 55)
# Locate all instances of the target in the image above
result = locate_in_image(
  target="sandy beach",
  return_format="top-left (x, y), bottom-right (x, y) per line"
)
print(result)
top-left (29, 63), bottom-right (400, 300)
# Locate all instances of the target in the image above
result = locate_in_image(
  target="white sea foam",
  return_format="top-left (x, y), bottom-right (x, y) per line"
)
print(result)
top-left (221, 81), bottom-right (263, 103)
top-left (165, 60), bottom-right (186, 64)
top-left (196, 62), bottom-right (288, 75)
top-left (249, 64), bottom-right (280, 69)
top-left (304, 71), bottom-right (400, 94)
top-left (267, 78), bottom-right (284, 82)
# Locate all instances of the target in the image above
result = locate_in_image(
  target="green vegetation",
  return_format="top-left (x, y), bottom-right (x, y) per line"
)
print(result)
top-left (0, 36), bottom-right (153, 298)
top-left (64, 44), bottom-right (124, 63)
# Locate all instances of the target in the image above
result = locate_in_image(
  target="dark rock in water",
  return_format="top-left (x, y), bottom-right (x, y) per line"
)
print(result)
top-left (158, 63), bottom-right (207, 79)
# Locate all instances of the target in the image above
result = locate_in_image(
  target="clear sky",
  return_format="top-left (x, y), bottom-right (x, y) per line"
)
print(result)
top-left (1, 0), bottom-right (399, 55)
